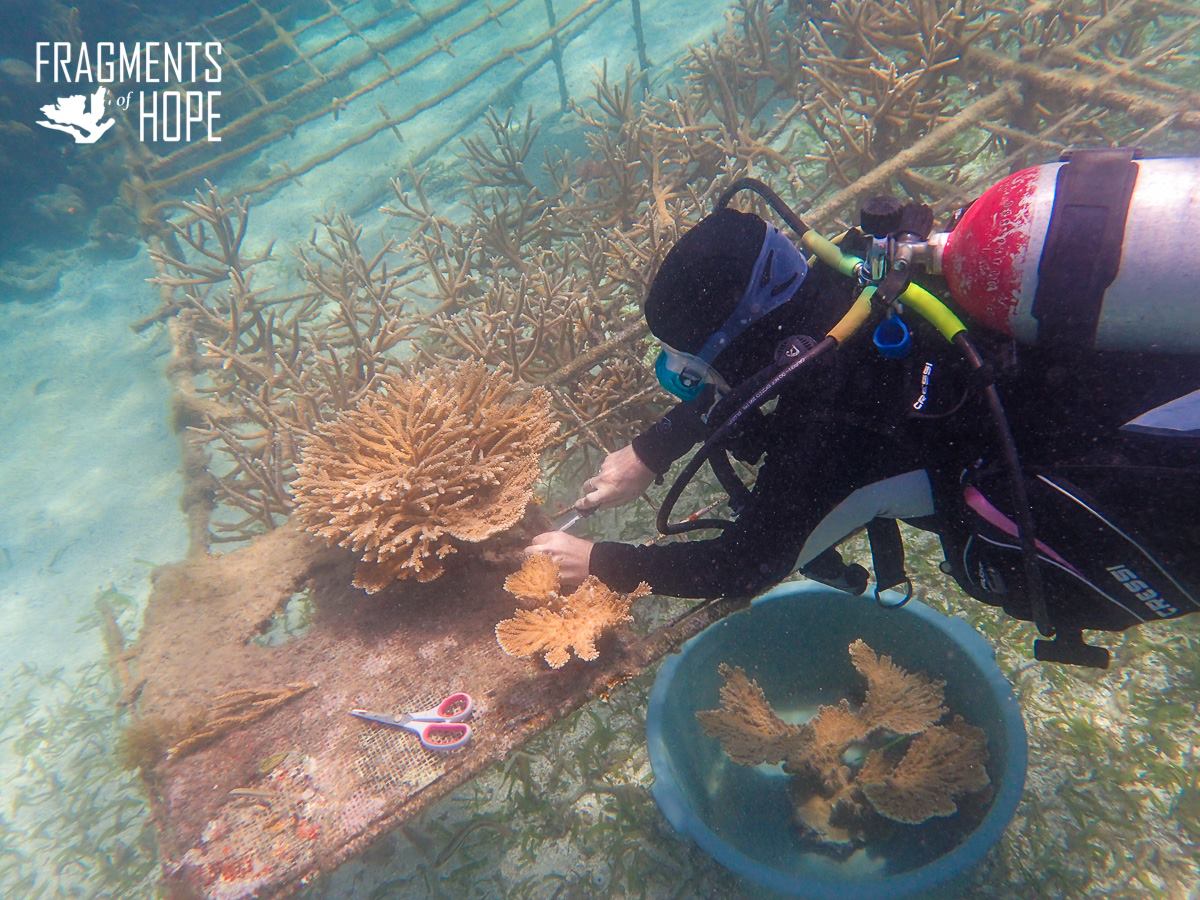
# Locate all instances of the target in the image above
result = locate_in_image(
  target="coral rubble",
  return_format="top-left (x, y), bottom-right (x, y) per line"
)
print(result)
top-left (495, 554), bottom-right (651, 668)
top-left (291, 362), bottom-right (556, 590)
top-left (697, 640), bottom-right (989, 851)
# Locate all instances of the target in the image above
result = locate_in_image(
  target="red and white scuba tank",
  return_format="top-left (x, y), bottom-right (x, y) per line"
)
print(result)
top-left (929, 151), bottom-right (1200, 353)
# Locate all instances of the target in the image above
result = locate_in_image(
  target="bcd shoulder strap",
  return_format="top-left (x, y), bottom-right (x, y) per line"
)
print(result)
top-left (1031, 147), bottom-right (1140, 348)
top-left (867, 517), bottom-right (908, 596)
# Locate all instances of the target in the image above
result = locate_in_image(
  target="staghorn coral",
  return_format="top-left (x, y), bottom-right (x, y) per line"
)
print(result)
top-left (147, 187), bottom-right (420, 546)
top-left (495, 558), bottom-right (651, 668)
top-left (145, 0), bottom-right (1199, 559)
top-left (795, 0), bottom-right (1000, 193)
top-left (291, 362), bottom-right (556, 591)
top-left (118, 9), bottom-right (1200, 898)
top-left (697, 640), bottom-right (989, 853)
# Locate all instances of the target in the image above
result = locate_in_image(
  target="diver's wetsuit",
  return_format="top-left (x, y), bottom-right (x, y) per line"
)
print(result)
top-left (588, 257), bottom-right (1200, 633)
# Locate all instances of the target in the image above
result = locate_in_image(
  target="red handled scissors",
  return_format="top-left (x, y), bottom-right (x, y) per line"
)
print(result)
top-left (349, 691), bottom-right (474, 751)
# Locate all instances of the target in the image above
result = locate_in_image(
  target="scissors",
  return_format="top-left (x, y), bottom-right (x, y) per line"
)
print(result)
top-left (349, 691), bottom-right (474, 752)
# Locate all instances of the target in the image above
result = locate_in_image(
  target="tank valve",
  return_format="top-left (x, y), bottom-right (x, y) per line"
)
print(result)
top-left (893, 231), bottom-right (950, 275)
top-left (859, 196), bottom-right (903, 284)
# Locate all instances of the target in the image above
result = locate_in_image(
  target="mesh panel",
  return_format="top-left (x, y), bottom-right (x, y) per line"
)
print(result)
top-left (353, 689), bottom-right (449, 794)
top-left (133, 521), bottom-right (743, 896)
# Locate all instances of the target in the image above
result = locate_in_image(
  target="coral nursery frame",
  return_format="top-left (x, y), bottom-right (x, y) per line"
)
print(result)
top-left (103, 0), bottom-right (1199, 895)
top-left (125, 522), bottom-right (744, 896)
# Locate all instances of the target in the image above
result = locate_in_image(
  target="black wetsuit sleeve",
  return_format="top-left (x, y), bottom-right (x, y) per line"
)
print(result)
top-left (630, 399), bottom-right (774, 474)
top-left (591, 416), bottom-right (902, 597)
top-left (630, 401), bottom-right (709, 475)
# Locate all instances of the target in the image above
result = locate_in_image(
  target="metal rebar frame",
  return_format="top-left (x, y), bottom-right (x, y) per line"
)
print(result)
top-left (131, 0), bottom-right (630, 222)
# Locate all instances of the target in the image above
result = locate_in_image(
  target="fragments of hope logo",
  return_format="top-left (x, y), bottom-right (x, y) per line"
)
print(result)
top-left (37, 85), bottom-right (115, 144)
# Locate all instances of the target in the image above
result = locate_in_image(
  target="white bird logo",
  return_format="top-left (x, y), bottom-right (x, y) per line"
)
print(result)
top-left (36, 85), bottom-right (115, 144)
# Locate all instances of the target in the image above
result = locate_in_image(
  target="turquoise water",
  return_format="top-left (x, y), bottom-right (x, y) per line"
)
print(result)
top-left (0, 1), bottom-right (1197, 897)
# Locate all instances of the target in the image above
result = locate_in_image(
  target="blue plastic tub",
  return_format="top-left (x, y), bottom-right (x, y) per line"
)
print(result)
top-left (647, 582), bottom-right (1027, 899)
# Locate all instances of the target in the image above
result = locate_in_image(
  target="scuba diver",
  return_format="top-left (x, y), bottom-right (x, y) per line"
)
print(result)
top-left (526, 149), bottom-right (1200, 668)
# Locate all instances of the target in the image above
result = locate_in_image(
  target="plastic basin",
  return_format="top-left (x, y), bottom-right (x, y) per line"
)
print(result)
top-left (647, 581), bottom-right (1027, 899)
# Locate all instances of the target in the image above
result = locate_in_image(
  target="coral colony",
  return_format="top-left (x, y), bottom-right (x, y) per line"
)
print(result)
top-left (141, 0), bottom-right (1200, 565)
top-left (698, 641), bottom-right (990, 853)
top-left (291, 362), bottom-right (557, 590)
top-left (29, 1), bottom-right (1184, 897)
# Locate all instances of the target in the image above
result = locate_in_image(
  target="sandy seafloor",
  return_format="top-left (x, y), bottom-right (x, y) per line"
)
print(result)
top-left (0, 256), bottom-right (185, 678)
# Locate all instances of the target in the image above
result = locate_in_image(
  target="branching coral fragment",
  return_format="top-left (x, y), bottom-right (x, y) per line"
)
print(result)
top-left (696, 663), bottom-right (803, 766)
top-left (291, 362), bottom-right (556, 590)
top-left (860, 718), bottom-right (990, 824)
top-left (698, 640), bottom-right (990, 850)
top-left (785, 699), bottom-right (869, 795)
top-left (503, 552), bottom-right (562, 606)
top-left (167, 682), bottom-right (315, 760)
top-left (850, 638), bottom-right (947, 734)
top-left (495, 561), bottom-right (651, 668)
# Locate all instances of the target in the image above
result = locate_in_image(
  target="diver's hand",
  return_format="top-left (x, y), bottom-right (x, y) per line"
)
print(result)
top-left (577, 444), bottom-right (655, 511)
top-left (525, 531), bottom-right (594, 588)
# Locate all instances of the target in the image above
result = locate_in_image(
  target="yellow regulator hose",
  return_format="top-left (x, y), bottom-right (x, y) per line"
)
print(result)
top-left (802, 230), bottom-right (861, 279)
top-left (828, 285), bottom-right (876, 344)
top-left (899, 282), bottom-right (968, 343)
top-left (803, 228), bottom-right (968, 345)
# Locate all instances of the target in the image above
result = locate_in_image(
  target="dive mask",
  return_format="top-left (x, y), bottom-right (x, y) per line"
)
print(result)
top-left (653, 224), bottom-right (807, 402)
top-left (654, 344), bottom-right (730, 402)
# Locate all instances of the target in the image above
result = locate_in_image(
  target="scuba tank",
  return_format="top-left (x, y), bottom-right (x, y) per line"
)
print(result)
top-left (925, 150), bottom-right (1200, 353)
